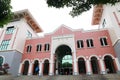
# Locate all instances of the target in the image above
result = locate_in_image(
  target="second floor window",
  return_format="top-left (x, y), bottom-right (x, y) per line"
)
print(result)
top-left (36, 44), bottom-right (42, 52)
top-left (44, 44), bottom-right (50, 51)
top-left (102, 19), bottom-right (106, 28)
top-left (86, 39), bottom-right (94, 47)
top-left (6, 26), bottom-right (14, 34)
top-left (26, 45), bottom-right (32, 53)
top-left (77, 40), bottom-right (84, 48)
top-left (0, 40), bottom-right (10, 50)
top-left (100, 37), bottom-right (108, 46)
top-left (27, 31), bottom-right (32, 38)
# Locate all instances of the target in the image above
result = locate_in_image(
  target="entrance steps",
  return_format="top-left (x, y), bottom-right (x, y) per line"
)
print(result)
top-left (2, 74), bottom-right (120, 80)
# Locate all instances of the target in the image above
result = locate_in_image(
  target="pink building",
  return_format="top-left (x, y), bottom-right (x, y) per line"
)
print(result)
top-left (18, 25), bottom-right (120, 76)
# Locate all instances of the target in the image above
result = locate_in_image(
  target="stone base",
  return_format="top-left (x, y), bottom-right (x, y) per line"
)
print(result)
top-left (39, 73), bottom-right (43, 76)
top-left (100, 71), bottom-right (106, 74)
top-left (49, 73), bottom-right (54, 76)
top-left (28, 73), bottom-right (32, 76)
top-left (73, 72), bottom-right (79, 75)
top-left (117, 70), bottom-right (120, 74)
top-left (17, 73), bottom-right (21, 76)
top-left (86, 72), bottom-right (92, 75)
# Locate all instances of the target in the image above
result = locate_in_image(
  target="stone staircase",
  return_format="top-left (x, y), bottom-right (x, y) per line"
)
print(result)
top-left (1, 74), bottom-right (120, 80)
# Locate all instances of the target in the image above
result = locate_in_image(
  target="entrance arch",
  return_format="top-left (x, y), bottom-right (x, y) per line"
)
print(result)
top-left (90, 57), bottom-right (100, 74)
top-left (78, 58), bottom-right (86, 74)
top-left (104, 55), bottom-right (116, 73)
top-left (43, 60), bottom-right (49, 75)
top-left (55, 45), bottom-right (73, 75)
top-left (33, 60), bottom-right (39, 75)
top-left (23, 61), bottom-right (29, 75)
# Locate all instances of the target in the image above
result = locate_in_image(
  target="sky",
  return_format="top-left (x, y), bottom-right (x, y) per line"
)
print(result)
top-left (11, 0), bottom-right (98, 34)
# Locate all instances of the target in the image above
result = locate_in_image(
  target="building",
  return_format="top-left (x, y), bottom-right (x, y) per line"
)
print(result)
top-left (92, 3), bottom-right (120, 68)
top-left (18, 25), bottom-right (120, 76)
top-left (0, 2), bottom-right (120, 76)
top-left (0, 9), bottom-right (42, 76)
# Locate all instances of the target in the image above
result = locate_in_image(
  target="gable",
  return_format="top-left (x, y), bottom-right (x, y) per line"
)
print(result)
top-left (53, 25), bottom-right (73, 35)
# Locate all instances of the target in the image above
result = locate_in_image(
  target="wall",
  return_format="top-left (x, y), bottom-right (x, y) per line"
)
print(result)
top-left (0, 50), bottom-right (22, 76)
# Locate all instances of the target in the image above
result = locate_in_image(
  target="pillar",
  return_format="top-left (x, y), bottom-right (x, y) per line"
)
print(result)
top-left (49, 62), bottom-right (54, 75)
top-left (28, 62), bottom-right (33, 76)
top-left (18, 63), bottom-right (23, 76)
top-left (73, 52), bottom-right (79, 75)
top-left (99, 59), bottom-right (106, 74)
top-left (86, 59), bottom-right (92, 75)
top-left (49, 53), bottom-right (54, 76)
top-left (114, 58), bottom-right (120, 74)
top-left (39, 62), bottom-right (43, 76)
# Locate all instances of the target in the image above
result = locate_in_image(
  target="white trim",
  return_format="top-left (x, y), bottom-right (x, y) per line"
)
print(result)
top-left (42, 58), bottom-right (50, 63)
top-left (22, 59), bottom-right (31, 64)
top-left (102, 54), bottom-right (115, 60)
top-left (0, 55), bottom-right (5, 65)
top-left (89, 55), bottom-right (100, 60)
top-left (77, 56), bottom-right (86, 61)
top-left (32, 58), bottom-right (40, 63)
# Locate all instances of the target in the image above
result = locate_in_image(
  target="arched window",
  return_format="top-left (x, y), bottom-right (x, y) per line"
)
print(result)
top-left (44, 43), bottom-right (50, 51)
top-left (26, 45), bottom-right (32, 53)
top-left (0, 56), bottom-right (3, 66)
top-left (36, 44), bottom-right (42, 52)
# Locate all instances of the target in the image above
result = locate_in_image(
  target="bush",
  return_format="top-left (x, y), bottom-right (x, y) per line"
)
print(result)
top-left (0, 63), bottom-right (10, 75)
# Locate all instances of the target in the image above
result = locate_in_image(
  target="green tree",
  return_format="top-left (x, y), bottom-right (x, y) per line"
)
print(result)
top-left (0, 0), bottom-right (13, 27)
top-left (46, 0), bottom-right (120, 17)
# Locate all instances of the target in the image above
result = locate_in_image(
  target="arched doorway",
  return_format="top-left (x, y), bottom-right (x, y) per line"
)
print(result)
top-left (33, 60), bottom-right (39, 75)
top-left (78, 58), bottom-right (86, 74)
top-left (91, 57), bottom-right (100, 74)
top-left (104, 56), bottom-right (116, 73)
top-left (55, 45), bottom-right (73, 75)
top-left (23, 61), bottom-right (29, 75)
top-left (43, 60), bottom-right (49, 75)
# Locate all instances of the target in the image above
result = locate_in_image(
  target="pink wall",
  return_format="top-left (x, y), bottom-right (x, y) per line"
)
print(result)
top-left (22, 26), bottom-right (116, 61)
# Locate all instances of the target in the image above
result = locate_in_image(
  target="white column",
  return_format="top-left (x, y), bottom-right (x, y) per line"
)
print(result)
top-left (49, 62), bottom-right (54, 75)
top-left (39, 62), bottom-right (43, 76)
top-left (49, 53), bottom-right (54, 75)
top-left (28, 63), bottom-right (33, 76)
top-left (115, 58), bottom-right (120, 73)
top-left (18, 63), bottom-right (23, 76)
top-left (99, 59), bottom-right (106, 74)
top-left (86, 60), bottom-right (92, 75)
top-left (73, 52), bottom-right (79, 75)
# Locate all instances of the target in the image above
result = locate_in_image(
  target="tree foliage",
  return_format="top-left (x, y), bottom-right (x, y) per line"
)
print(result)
top-left (46, 0), bottom-right (120, 17)
top-left (0, 0), bottom-right (13, 27)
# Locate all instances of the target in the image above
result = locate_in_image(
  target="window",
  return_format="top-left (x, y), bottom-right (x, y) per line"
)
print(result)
top-left (6, 26), bottom-right (14, 34)
top-left (36, 44), bottom-right (42, 52)
top-left (86, 39), bottom-right (94, 47)
top-left (44, 44), bottom-right (50, 51)
top-left (26, 45), bottom-right (32, 53)
top-left (77, 40), bottom-right (84, 48)
top-left (100, 37), bottom-right (108, 46)
top-left (102, 19), bottom-right (106, 28)
top-left (0, 40), bottom-right (10, 50)
top-left (27, 30), bottom-right (32, 38)
top-left (0, 56), bottom-right (3, 66)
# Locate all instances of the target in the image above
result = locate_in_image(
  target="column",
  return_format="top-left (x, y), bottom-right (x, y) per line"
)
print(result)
top-left (39, 62), bottom-right (43, 76)
top-left (73, 52), bottom-right (79, 75)
top-left (56, 60), bottom-right (58, 75)
top-left (86, 60), bottom-right (92, 75)
top-left (28, 62), bottom-right (33, 76)
top-left (49, 62), bottom-right (54, 75)
top-left (18, 63), bottom-right (23, 76)
top-left (114, 58), bottom-right (120, 74)
top-left (99, 59), bottom-right (106, 74)
top-left (49, 53), bottom-right (54, 75)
